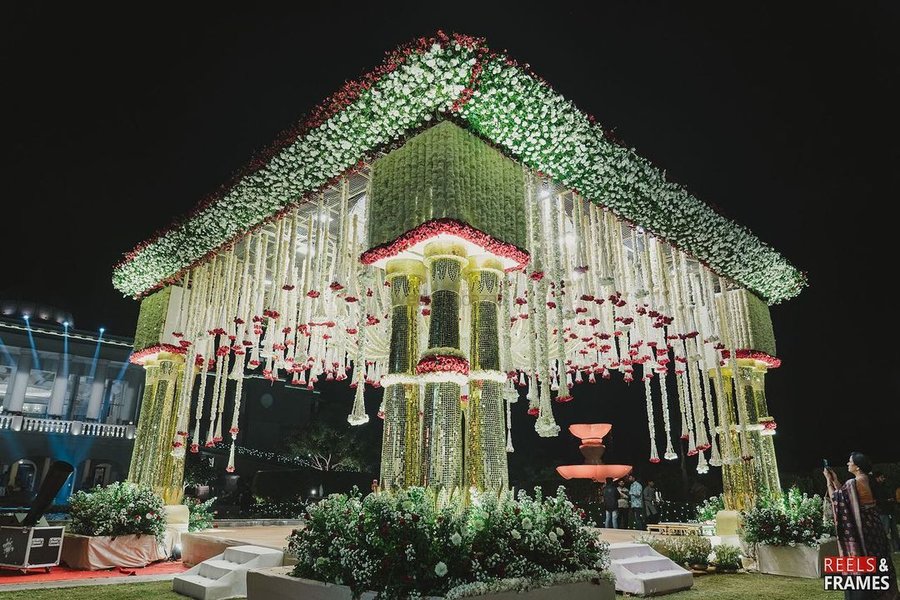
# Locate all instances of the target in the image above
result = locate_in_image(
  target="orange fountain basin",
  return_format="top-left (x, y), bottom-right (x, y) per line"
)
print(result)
top-left (568, 423), bottom-right (612, 443)
top-left (556, 464), bottom-right (633, 482)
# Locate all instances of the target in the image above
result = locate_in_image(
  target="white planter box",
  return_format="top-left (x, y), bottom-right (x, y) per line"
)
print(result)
top-left (756, 538), bottom-right (839, 578)
top-left (61, 533), bottom-right (166, 570)
top-left (247, 567), bottom-right (615, 600)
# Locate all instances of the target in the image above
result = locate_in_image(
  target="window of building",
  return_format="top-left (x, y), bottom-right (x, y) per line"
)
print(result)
top-left (71, 376), bottom-right (93, 420)
top-left (22, 369), bottom-right (56, 417)
top-left (0, 365), bottom-right (11, 403)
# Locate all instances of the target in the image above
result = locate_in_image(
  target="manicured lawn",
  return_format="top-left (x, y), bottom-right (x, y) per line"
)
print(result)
top-left (1, 556), bottom-right (897, 599)
top-left (667, 554), bottom-right (900, 600)
top-left (0, 581), bottom-right (182, 599)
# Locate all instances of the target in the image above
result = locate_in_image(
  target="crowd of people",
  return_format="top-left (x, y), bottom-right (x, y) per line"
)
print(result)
top-left (601, 474), bottom-right (660, 530)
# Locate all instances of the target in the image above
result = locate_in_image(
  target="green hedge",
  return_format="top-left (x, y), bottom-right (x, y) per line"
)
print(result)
top-left (133, 286), bottom-right (172, 352)
top-left (370, 121), bottom-right (527, 250)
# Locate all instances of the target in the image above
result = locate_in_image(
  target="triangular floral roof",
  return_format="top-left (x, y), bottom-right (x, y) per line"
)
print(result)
top-left (112, 32), bottom-right (805, 303)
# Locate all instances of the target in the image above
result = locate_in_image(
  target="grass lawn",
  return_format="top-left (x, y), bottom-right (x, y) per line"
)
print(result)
top-left (0, 581), bottom-right (182, 599)
top-left (0, 556), bottom-right (897, 599)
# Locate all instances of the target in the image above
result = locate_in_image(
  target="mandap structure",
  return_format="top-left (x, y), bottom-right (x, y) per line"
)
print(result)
top-left (114, 33), bottom-right (804, 511)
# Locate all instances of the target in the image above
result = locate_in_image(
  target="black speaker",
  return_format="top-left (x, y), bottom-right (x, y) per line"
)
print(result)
top-left (23, 461), bottom-right (74, 527)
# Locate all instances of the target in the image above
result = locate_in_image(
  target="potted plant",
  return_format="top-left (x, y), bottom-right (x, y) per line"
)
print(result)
top-left (741, 487), bottom-right (837, 578)
top-left (247, 487), bottom-right (615, 600)
top-left (682, 536), bottom-right (713, 572)
top-left (61, 482), bottom-right (167, 570)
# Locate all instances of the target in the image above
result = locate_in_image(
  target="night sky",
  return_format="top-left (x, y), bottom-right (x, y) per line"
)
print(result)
top-left (4, 3), bottom-right (899, 474)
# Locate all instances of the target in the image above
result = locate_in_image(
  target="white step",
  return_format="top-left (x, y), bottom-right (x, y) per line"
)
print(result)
top-left (173, 545), bottom-right (285, 599)
top-left (617, 555), bottom-right (678, 574)
top-left (173, 575), bottom-right (221, 599)
top-left (608, 542), bottom-right (657, 560)
top-left (224, 545), bottom-right (283, 564)
top-left (608, 542), bottom-right (693, 596)
top-left (199, 558), bottom-right (241, 579)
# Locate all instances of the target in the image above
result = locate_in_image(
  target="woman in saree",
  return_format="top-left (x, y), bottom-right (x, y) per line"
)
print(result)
top-left (825, 452), bottom-right (899, 600)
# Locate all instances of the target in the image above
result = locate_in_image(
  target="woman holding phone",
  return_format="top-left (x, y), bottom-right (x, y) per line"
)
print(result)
top-left (824, 452), bottom-right (898, 599)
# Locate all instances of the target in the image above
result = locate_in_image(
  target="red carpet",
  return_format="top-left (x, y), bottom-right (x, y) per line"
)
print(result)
top-left (0, 560), bottom-right (187, 585)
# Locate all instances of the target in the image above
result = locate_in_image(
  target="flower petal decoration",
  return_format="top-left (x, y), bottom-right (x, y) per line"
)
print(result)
top-left (113, 32), bottom-right (804, 306)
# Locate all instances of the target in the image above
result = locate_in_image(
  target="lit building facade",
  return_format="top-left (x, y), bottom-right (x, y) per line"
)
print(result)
top-left (0, 300), bottom-right (143, 505)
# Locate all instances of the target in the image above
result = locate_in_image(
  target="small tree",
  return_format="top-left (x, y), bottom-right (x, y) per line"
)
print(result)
top-left (283, 421), bottom-right (365, 471)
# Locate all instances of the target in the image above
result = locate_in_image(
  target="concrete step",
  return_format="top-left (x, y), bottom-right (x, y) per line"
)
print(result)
top-left (609, 542), bottom-right (694, 596)
top-left (223, 545), bottom-right (283, 564)
top-left (617, 555), bottom-right (677, 574)
top-left (174, 545), bottom-right (285, 599)
top-left (608, 542), bottom-right (657, 560)
top-left (198, 558), bottom-right (240, 580)
top-left (172, 574), bottom-right (221, 599)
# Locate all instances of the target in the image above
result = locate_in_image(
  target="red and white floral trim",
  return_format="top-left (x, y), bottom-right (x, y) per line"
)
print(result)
top-left (380, 373), bottom-right (420, 387)
top-left (416, 353), bottom-right (470, 376)
top-left (130, 343), bottom-right (187, 366)
top-left (721, 349), bottom-right (781, 369)
top-left (360, 218), bottom-right (530, 271)
top-left (467, 369), bottom-right (507, 383)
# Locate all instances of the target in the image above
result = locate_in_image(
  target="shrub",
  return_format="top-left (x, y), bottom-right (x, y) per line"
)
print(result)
top-left (695, 494), bottom-right (725, 522)
top-left (741, 487), bottom-right (832, 547)
top-left (288, 486), bottom-right (608, 599)
top-left (184, 496), bottom-right (217, 532)
top-left (710, 543), bottom-right (742, 571)
top-left (636, 534), bottom-right (711, 567)
top-left (68, 482), bottom-right (166, 540)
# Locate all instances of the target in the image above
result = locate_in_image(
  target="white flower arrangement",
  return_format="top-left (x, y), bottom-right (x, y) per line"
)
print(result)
top-left (288, 486), bottom-right (610, 598)
top-left (113, 34), bottom-right (804, 306)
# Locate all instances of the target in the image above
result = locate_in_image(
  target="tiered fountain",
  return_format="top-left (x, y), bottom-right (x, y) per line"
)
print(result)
top-left (556, 424), bottom-right (633, 482)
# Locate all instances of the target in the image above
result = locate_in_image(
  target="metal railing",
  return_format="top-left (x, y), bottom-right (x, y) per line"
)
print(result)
top-left (0, 415), bottom-right (134, 439)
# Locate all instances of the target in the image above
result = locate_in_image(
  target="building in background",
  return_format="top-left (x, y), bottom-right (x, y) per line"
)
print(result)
top-left (0, 300), bottom-right (143, 506)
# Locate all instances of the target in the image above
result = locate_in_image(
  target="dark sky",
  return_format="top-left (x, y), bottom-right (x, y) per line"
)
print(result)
top-left (3, 3), bottom-right (899, 472)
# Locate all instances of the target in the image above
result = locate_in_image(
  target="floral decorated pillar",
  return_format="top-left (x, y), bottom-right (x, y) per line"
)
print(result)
top-left (748, 365), bottom-right (782, 500)
top-left (465, 256), bottom-right (508, 492)
top-left (126, 286), bottom-right (191, 505)
top-left (419, 242), bottom-right (469, 496)
top-left (380, 259), bottom-right (426, 489)
top-left (127, 351), bottom-right (187, 504)
top-left (716, 289), bottom-right (784, 511)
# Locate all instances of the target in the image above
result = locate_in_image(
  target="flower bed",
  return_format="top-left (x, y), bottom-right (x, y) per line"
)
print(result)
top-left (741, 488), bottom-right (837, 578)
top-left (741, 488), bottom-right (832, 548)
top-left (62, 482), bottom-right (168, 570)
top-left (287, 486), bottom-right (610, 599)
top-left (68, 482), bottom-right (166, 540)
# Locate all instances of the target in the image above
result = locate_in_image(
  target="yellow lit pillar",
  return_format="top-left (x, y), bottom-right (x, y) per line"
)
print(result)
top-left (127, 352), bottom-right (187, 504)
top-left (465, 256), bottom-right (508, 492)
top-left (748, 364), bottom-right (782, 501)
top-left (420, 242), bottom-right (468, 499)
top-left (717, 364), bottom-right (758, 512)
top-left (380, 259), bottom-right (426, 489)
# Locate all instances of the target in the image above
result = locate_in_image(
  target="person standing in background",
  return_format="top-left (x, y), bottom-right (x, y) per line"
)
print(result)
top-left (874, 472), bottom-right (900, 551)
top-left (644, 479), bottom-right (660, 526)
top-left (617, 479), bottom-right (630, 529)
top-left (629, 475), bottom-right (644, 530)
top-left (602, 477), bottom-right (619, 529)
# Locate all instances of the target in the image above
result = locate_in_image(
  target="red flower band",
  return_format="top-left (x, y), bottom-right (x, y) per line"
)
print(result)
top-left (360, 218), bottom-right (529, 270)
top-left (130, 344), bottom-right (187, 365)
top-left (721, 349), bottom-right (782, 369)
top-left (415, 354), bottom-right (470, 376)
